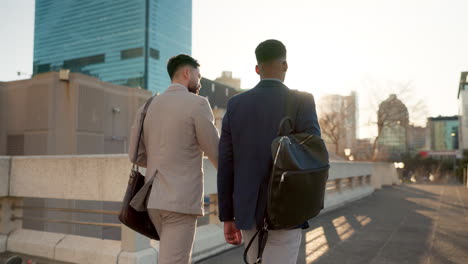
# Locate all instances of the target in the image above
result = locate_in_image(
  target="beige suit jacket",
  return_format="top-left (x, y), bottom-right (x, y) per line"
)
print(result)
top-left (129, 84), bottom-right (219, 216)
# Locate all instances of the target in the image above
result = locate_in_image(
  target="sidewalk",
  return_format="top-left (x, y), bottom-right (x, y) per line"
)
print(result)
top-left (197, 184), bottom-right (468, 264)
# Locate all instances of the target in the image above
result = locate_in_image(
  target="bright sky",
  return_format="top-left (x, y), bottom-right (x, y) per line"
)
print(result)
top-left (1, 0), bottom-right (467, 138)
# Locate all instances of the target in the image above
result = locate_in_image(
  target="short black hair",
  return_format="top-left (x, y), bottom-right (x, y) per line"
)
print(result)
top-left (167, 54), bottom-right (200, 79)
top-left (255, 39), bottom-right (286, 64)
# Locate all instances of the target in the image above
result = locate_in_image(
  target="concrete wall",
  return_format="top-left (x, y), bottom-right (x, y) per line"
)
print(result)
top-left (7, 155), bottom-right (398, 202)
top-left (0, 72), bottom-right (151, 156)
top-left (2, 155), bottom-right (399, 263)
top-left (9, 155), bottom-right (131, 201)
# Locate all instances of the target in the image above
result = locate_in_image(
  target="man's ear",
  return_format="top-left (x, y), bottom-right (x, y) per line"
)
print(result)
top-left (255, 65), bottom-right (260, 75)
top-left (182, 66), bottom-right (191, 80)
top-left (282, 61), bottom-right (288, 73)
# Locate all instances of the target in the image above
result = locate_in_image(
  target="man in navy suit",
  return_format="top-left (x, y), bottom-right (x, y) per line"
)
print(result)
top-left (217, 39), bottom-right (321, 263)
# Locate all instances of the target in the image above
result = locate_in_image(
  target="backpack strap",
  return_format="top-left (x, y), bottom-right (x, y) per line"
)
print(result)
top-left (278, 89), bottom-right (301, 136)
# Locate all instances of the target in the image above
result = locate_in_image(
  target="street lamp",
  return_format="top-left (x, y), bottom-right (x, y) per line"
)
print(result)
top-left (344, 148), bottom-right (351, 157)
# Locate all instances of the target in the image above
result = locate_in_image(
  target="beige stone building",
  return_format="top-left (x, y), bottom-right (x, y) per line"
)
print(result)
top-left (214, 71), bottom-right (241, 90)
top-left (199, 77), bottom-right (241, 131)
top-left (317, 92), bottom-right (358, 158)
top-left (0, 71), bottom-right (152, 156)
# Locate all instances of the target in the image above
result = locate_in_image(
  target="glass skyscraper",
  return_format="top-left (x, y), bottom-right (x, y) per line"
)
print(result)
top-left (33, 0), bottom-right (192, 94)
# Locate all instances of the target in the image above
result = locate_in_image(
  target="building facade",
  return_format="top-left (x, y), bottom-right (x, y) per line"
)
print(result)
top-left (199, 78), bottom-right (240, 131)
top-left (33, 0), bottom-right (192, 94)
top-left (407, 125), bottom-right (426, 155)
top-left (0, 72), bottom-right (151, 156)
top-left (354, 138), bottom-right (373, 161)
top-left (214, 71), bottom-right (241, 90)
top-left (458, 72), bottom-right (468, 150)
top-left (376, 94), bottom-right (409, 161)
top-left (317, 92), bottom-right (358, 157)
top-left (426, 116), bottom-right (459, 151)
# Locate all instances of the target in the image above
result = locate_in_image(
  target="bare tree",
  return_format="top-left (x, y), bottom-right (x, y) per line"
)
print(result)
top-left (319, 111), bottom-right (344, 155)
top-left (318, 94), bottom-right (357, 157)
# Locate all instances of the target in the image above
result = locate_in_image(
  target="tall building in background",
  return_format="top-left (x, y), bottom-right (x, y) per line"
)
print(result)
top-left (317, 92), bottom-right (358, 157)
top-left (214, 71), bottom-right (241, 90)
top-left (33, 0), bottom-right (192, 94)
top-left (457, 72), bottom-right (468, 150)
top-left (376, 94), bottom-right (409, 161)
top-left (407, 125), bottom-right (426, 155)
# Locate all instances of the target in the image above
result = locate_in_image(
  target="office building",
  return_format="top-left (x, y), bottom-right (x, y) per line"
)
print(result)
top-left (408, 125), bottom-right (426, 155)
top-left (33, 0), bottom-right (192, 94)
top-left (376, 94), bottom-right (409, 161)
top-left (317, 92), bottom-right (358, 156)
top-left (426, 116), bottom-right (459, 151)
top-left (457, 72), bottom-right (468, 150)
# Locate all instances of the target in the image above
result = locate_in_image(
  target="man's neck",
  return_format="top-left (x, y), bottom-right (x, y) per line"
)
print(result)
top-left (260, 77), bottom-right (283, 83)
top-left (171, 82), bottom-right (188, 88)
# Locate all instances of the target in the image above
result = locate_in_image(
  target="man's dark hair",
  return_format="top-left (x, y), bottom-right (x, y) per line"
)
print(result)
top-left (167, 54), bottom-right (200, 79)
top-left (255, 39), bottom-right (286, 64)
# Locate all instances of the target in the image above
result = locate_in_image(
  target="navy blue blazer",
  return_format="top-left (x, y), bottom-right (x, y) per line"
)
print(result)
top-left (217, 79), bottom-right (321, 230)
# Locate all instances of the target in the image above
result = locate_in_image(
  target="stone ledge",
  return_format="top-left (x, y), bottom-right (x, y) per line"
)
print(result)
top-left (7, 229), bottom-right (65, 259)
top-left (54, 234), bottom-right (121, 264)
top-left (118, 248), bottom-right (157, 264)
top-left (0, 234), bottom-right (6, 253)
top-left (4, 226), bottom-right (235, 264)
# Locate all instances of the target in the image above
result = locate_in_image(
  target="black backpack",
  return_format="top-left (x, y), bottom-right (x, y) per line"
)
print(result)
top-left (244, 89), bottom-right (330, 264)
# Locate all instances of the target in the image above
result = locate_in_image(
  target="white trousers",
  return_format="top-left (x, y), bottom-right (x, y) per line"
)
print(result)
top-left (242, 227), bottom-right (302, 264)
top-left (148, 209), bottom-right (197, 264)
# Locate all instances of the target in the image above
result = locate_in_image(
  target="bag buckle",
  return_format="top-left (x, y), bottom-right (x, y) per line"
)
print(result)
top-left (255, 258), bottom-right (262, 264)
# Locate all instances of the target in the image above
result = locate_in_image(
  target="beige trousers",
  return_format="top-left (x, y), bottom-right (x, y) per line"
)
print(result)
top-left (242, 227), bottom-right (302, 264)
top-left (148, 209), bottom-right (197, 264)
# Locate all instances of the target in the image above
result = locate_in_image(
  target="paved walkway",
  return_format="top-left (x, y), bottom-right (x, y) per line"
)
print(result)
top-left (197, 184), bottom-right (468, 264)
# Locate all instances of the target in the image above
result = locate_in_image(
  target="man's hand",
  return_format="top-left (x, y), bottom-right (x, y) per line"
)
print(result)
top-left (224, 221), bottom-right (242, 245)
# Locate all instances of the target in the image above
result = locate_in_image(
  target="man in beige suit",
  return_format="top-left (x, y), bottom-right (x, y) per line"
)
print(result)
top-left (129, 54), bottom-right (219, 264)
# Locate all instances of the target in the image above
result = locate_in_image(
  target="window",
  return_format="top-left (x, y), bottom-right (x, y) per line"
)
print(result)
top-left (126, 76), bottom-right (144, 88)
top-left (121, 47), bottom-right (143, 60)
top-left (63, 54), bottom-right (105, 71)
top-left (36, 63), bottom-right (51, 73)
top-left (150, 48), bottom-right (160, 60)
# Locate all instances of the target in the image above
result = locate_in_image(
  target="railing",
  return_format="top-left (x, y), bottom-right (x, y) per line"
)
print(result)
top-left (0, 155), bottom-right (398, 263)
top-left (10, 203), bottom-right (216, 227)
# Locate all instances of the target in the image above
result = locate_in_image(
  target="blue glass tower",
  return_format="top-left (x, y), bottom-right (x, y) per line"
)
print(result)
top-left (33, 0), bottom-right (192, 94)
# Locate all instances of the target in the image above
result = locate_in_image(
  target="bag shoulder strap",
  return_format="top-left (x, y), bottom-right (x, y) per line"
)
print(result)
top-left (278, 89), bottom-right (302, 136)
top-left (243, 224), bottom-right (269, 264)
top-left (133, 96), bottom-right (156, 163)
top-left (286, 89), bottom-right (299, 124)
